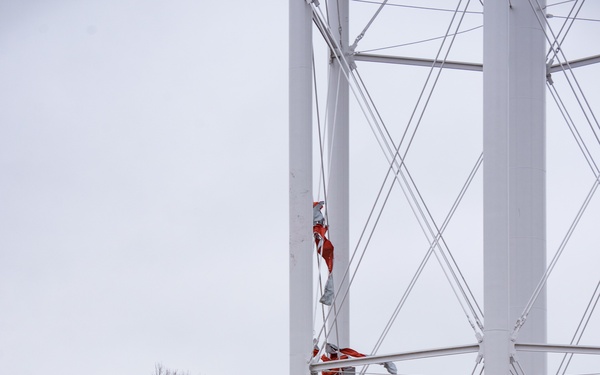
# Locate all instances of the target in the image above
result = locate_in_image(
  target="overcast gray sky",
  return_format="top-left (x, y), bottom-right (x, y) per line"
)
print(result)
top-left (1, 1), bottom-right (287, 374)
top-left (2, 1), bottom-right (600, 375)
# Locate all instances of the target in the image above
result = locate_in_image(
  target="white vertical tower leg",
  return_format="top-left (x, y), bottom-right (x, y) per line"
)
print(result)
top-left (289, 1), bottom-right (313, 374)
top-left (483, 2), bottom-right (511, 370)
top-left (326, 0), bottom-right (350, 349)
top-left (484, 1), bottom-right (547, 374)
top-left (508, 1), bottom-right (547, 374)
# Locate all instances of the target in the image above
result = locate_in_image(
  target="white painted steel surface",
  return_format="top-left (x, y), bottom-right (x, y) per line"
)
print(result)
top-left (310, 344), bottom-right (480, 371)
top-left (355, 53), bottom-right (600, 73)
top-left (289, 1), bottom-right (314, 374)
top-left (548, 54), bottom-right (600, 73)
top-left (326, 0), bottom-right (351, 349)
top-left (516, 343), bottom-right (600, 355)
top-left (483, 2), bottom-right (511, 372)
top-left (507, 2), bottom-right (547, 374)
top-left (354, 53), bottom-right (483, 71)
top-left (484, 1), bottom-right (547, 374)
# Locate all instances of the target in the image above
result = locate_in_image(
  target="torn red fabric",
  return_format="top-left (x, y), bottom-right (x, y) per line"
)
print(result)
top-left (313, 345), bottom-right (367, 375)
top-left (315, 351), bottom-right (349, 375)
top-left (313, 201), bottom-right (335, 306)
top-left (313, 223), bottom-right (334, 273)
top-left (339, 348), bottom-right (366, 358)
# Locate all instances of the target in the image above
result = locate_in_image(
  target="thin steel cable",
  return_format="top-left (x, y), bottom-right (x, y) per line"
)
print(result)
top-left (318, 0), bottom-right (472, 187)
top-left (511, 360), bottom-right (522, 375)
top-left (310, 0), bottom-right (484, 348)
top-left (314, 155), bottom-right (437, 349)
top-left (327, 0), bottom-right (476, 177)
top-left (310, 32), bottom-right (443, 344)
top-left (380, 157), bottom-right (482, 333)
top-left (355, 68), bottom-right (484, 320)
top-left (515, 358), bottom-right (528, 375)
top-left (351, 1), bottom-right (487, 334)
top-left (314, 50), bottom-right (329, 201)
top-left (556, 280), bottom-right (600, 375)
top-left (470, 360), bottom-right (485, 375)
top-left (311, 33), bottom-right (344, 352)
top-left (315, 60), bottom-right (344, 354)
top-left (311, 6), bottom-right (399, 177)
top-left (351, 0), bottom-right (483, 14)
top-left (350, 0), bottom-right (481, 334)
top-left (357, 25), bottom-right (483, 54)
top-left (379, 0), bottom-right (473, 163)
top-left (314, 249), bottom-right (331, 346)
top-left (553, 66), bottom-right (600, 149)
top-left (325, 67), bottom-right (343, 193)
top-left (315, 149), bottom-right (429, 348)
top-left (547, 83), bottom-right (600, 176)
top-left (352, 18), bottom-right (485, 347)
top-left (401, 152), bottom-right (484, 321)
top-left (363, 0), bottom-right (485, 328)
top-left (553, 60), bottom-right (600, 148)
top-left (351, 0), bottom-right (388, 49)
top-left (319, 64), bottom-right (464, 356)
top-left (547, 0), bottom-right (584, 62)
top-left (548, 1), bottom-right (582, 60)
top-left (369, 153), bottom-right (484, 356)
top-left (312, 49), bottom-right (332, 341)
top-left (546, 0), bottom-right (577, 7)
top-left (328, 282), bottom-right (342, 348)
top-left (353, 0), bottom-right (470, 191)
top-left (514, 178), bottom-right (600, 336)
top-left (552, 15), bottom-right (600, 22)
top-left (528, 0), bottom-right (600, 147)
top-left (308, 0), bottom-right (596, 368)
top-left (346, 3), bottom-right (488, 356)
top-left (310, 7), bottom-right (395, 354)
top-left (313, 3), bottom-right (417, 305)
top-left (546, 0), bottom-right (583, 50)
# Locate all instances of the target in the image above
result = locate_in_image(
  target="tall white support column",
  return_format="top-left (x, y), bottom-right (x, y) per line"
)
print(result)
top-left (326, 0), bottom-right (350, 349)
top-left (290, 1), bottom-right (313, 374)
top-left (483, 2), bottom-right (511, 371)
top-left (508, 1), bottom-right (547, 374)
top-left (484, 1), bottom-right (547, 374)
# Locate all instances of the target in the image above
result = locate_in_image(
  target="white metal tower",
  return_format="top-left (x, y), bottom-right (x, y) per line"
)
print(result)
top-left (290, 1), bottom-right (600, 374)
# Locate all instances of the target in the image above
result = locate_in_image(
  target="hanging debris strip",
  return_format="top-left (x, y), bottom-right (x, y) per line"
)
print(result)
top-left (313, 201), bottom-right (335, 306)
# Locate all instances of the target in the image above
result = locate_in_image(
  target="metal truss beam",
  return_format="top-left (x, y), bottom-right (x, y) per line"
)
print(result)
top-left (549, 54), bottom-right (600, 73)
top-left (309, 344), bottom-right (480, 371)
top-left (309, 343), bottom-right (600, 371)
top-left (355, 53), bottom-right (600, 73)
top-left (354, 53), bottom-right (483, 71)
top-left (516, 343), bottom-right (600, 355)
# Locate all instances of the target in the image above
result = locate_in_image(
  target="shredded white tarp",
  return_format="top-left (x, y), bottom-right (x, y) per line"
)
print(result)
top-left (320, 274), bottom-right (334, 306)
